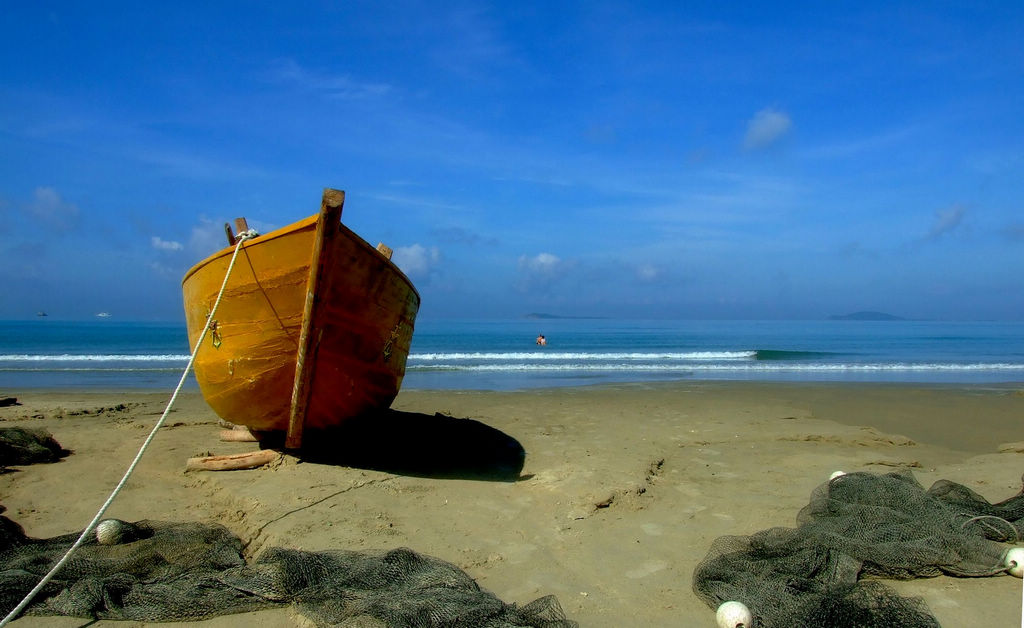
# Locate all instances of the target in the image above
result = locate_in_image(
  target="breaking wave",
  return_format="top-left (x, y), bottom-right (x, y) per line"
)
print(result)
top-left (411, 351), bottom-right (756, 361)
top-left (409, 362), bottom-right (1024, 373)
top-left (0, 354), bottom-right (190, 362)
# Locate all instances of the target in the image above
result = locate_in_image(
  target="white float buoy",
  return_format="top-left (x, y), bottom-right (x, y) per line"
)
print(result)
top-left (829, 471), bottom-right (846, 480)
top-left (716, 600), bottom-right (753, 628)
top-left (95, 519), bottom-right (130, 545)
top-left (1003, 547), bottom-right (1024, 577)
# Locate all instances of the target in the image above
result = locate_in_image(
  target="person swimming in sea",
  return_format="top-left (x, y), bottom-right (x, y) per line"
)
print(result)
top-left (536, 334), bottom-right (547, 346)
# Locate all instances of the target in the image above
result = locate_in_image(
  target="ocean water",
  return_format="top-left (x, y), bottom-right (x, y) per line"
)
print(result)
top-left (0, 320), bottom-right (192, 389)
top-left (1, 319), bottom-right (1023, 391)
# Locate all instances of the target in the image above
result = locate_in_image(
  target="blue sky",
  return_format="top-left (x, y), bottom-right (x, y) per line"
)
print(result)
top-left (1, 2), bottom-right (1022, 320)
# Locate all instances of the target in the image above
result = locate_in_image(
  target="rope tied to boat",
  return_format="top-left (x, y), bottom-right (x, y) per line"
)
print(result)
top-left (0, 229), bottom-right (259, 627)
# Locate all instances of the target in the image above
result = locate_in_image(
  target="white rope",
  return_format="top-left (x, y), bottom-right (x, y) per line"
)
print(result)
top-left (0, 229), bottom-right (258, 626)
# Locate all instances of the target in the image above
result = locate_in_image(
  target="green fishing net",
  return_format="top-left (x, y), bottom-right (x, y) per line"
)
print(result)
top-left (693, 470), bottom-right (1024, 627)
top-left (0, 514), bottom-right (575, 627)
top-left (0, 427), bottom-right (69, 467)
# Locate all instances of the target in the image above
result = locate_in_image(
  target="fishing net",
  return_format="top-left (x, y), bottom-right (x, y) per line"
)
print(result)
top-left (0, 514), bottom-right (576, 627)
top-left (693, 470), bottom-right (1024, 627)
top-left (0, 427), bottom-right (69, 467)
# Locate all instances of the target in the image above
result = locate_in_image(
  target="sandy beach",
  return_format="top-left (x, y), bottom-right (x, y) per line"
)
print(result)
top-left (2, 381), bottom-right (1023, 626)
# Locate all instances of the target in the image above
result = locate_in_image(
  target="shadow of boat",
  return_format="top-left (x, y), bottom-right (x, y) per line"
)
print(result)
top-left (260, 410), bottom-right (527, 482)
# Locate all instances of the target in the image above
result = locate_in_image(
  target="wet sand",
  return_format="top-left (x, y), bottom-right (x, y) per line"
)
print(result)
top-left (2, 382), bottom-right (1023, 626)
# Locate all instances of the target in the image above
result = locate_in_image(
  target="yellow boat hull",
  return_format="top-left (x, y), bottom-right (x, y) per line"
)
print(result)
top-left (181, 191), bottom-right (419, 435)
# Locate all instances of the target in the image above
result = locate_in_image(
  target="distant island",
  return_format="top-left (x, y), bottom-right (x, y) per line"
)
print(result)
top-left (828, 311), bottom-right (905, 321)
top-left (523, 312), bottom-right (607, 320)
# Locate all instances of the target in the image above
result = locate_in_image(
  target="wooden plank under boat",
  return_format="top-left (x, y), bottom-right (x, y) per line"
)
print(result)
top-left (181, 189), bottom-right (420, 448)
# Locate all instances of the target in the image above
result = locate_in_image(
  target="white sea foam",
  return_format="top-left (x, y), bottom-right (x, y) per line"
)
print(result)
top-left (0, 354), bottom-right (190, 362)
top-left (409, 362), bottom-right (1024, 372)
top-left (410, 351), bottom-right (757, 361)
top-left (0, 367), bottom-right (182, 372)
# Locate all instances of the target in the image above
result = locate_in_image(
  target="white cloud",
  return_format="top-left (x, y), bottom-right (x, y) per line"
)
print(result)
top-left (188, 217), bottom-right (228, 256)
top-left (518, 252), bottom-right (563, 275)
top-left (515, 252), bottom-right (577, 293)
top-left (268, 58), bottom-right (391, 100)
top-left (926, 204), bottom-right (966, 240)
top-left (635, 263), bottom-right (661, 282)
top-left (393, 244), bottom-right (441, 278)
top-left (743, 108), bottom-right (792, 150)
top-left (26, 187), bottom-right (80, 231)
top-left (151, 236), bottom-right (183, 251)
top-left (148, 260), bottom-right (179, 279)
top-left (801, 124), bottom-right (919, 160)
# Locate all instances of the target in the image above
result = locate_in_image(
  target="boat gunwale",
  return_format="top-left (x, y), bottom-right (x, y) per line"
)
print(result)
top-left (180, 213), bottom-right (420, 302)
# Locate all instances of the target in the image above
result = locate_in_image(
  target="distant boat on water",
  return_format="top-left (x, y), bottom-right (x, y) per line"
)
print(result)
top-left (36, 311), bottom-right (47, 317)
top-left (95, 312), bottom-right (112, 318)
top-left (181, 188), bottom-right (420, 449)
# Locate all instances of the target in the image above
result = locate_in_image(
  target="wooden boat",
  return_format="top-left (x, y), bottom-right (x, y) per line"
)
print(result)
top-left (181, 189), bottom-right (420, 448)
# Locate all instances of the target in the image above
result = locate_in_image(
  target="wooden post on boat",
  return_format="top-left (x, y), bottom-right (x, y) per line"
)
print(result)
top-left (285, 189), bottom-right (344, 449)
top-left (224, 218), bottom-right (250, 245)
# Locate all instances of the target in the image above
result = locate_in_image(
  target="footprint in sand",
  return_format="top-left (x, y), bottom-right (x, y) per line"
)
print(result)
top-left (626, 559), bottom-right (668, 579)
top-left (641, 523), bottom-right (663, 536)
